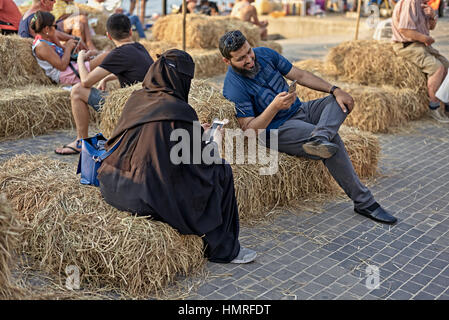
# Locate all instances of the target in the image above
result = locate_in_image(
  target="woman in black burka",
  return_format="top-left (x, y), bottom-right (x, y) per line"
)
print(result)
top-left (97, 49), bottom-right (256, 264)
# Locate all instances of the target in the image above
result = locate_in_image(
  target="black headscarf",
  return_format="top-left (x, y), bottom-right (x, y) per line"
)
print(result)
top-left (106, 49), bottom-right (197, 146)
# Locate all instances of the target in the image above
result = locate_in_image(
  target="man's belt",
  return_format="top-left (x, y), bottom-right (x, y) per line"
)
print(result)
top-left (403, 42), bottom-right (414, 48)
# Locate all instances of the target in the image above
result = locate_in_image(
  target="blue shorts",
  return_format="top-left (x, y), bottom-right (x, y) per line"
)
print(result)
top-left (87, 87), bottom-right (108, 112)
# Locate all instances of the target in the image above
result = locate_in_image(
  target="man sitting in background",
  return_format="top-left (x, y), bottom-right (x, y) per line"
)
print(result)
top-left (88, 0), bottom-right (146, 39)
top-left (54, 13), bottom-right (153, 155)
top-left (0, 0), bottom-right (22, 35)
top-left (392, 0), bottom-right (449, 122)
top-left (231, 0), bottom-right (268, 40)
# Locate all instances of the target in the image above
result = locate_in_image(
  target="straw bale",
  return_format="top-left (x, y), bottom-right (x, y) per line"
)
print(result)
top-left (99, 80), bottom-right (379, 222)
top-left (75, 3), bottom-right (103, 14)
top-left (0, 35), bottom-right (52, 89)
top-left (152, 14), bottom-right (261, 49)
top-left (293, 60), bottom-right (428, 133)
top-left (0, 155), bottom-right (205, 298)
top-left (91, 35), bottom-right (115, 51)
top-left (90, 13), bottom-right (110, 36)
top-left (139, 40), bottom-right (179, 61)
top-left (259, 40), bottom-right (282, 54)
top-left (128, 40), bottom-right (229, 79)
top-left (0, 85), bottom-right (74, 139)
top-left (18, 5), bottom-right (31, 15)
top-left (325, 40), bottom-right (427, 90)
top-left (0, 194), bottom-right (24, 299)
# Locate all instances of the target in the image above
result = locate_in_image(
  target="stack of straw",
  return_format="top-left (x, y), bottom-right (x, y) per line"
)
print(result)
top-left (0, 35), bottom-right (74, 140)
top-left (293, 40), bottom-right (429, 133)
top-left (146, 14), bottom-right (282, 78)
top-left (99, 80), bottom-right (380, 222)
top-left (0, 155), bottom-right (205, 298)
top-left (0, 86), bottom-right (74, 139)
top-left (0, 194), bottom-right (24, 299)
top-left (152, 14), bottom-right (261, 49)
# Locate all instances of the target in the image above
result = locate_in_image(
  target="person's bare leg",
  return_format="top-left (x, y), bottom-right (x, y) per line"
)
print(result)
top-left (130, 0), bottom-right (137, 14)
top-left (260, 26), bottom-right (267, 41)
top-left (428, 65), bottom-right (446, 102)
top-left (55, 84), bottom-right (92, 154)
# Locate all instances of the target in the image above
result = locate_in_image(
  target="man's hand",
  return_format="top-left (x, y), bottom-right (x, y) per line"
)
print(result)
top-left (273, 91), bottom-right (296, 111)
top-left (333, 88), bottom-right (354, 114)
top-left (201, 123), bottom-right (211, 131)
top-left (421, 3), bottom-right (435, 18)
top-left (64, 39), bottom-right (77, 51)
top-left (97, 78), bottom-right (108, 91)
top-left (77, 49), bottom-right (88, 62)
top-left (423, 35), bottom-right (435, 46)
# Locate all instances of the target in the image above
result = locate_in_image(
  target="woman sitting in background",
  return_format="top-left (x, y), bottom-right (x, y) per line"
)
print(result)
top-left (31, 11), bottom-right (108, 85)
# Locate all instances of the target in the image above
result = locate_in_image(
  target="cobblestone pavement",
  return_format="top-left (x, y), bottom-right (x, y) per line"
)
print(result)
top-left (176, 119), bottom-right (449, 300)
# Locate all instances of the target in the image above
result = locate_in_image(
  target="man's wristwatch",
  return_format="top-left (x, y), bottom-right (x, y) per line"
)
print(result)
top-left (330, 85), bottom-right (339, 96)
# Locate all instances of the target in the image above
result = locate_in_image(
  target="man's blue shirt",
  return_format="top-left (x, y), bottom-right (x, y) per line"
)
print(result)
top-left (223, 47), bottom-right (301, 130)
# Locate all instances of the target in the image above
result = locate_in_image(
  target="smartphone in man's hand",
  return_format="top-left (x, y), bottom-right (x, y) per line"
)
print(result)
top-left (288, 80), bottom-right (297, 94)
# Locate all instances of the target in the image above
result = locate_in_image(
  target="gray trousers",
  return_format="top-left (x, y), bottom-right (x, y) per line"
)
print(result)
top-left (275, 95), bottom-right (375, 210)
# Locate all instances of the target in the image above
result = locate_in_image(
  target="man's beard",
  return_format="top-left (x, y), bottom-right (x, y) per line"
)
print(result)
top-left (231, 58), bottom-right (260, 79)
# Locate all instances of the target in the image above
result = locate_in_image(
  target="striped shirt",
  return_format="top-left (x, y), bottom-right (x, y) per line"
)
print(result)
top-left (223, 47), bottom-right (301, 130)
top-left (392, 0), bottom-right (430, 42)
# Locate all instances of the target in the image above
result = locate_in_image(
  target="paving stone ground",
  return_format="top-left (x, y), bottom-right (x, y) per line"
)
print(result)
top-left (1, 16), bottom-right (449, 300)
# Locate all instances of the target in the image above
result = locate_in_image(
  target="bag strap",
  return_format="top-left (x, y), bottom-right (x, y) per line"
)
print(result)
top-left (95, 131), bottom-right (127, 162)
top-left (69, 62), bottom-right (80, 79)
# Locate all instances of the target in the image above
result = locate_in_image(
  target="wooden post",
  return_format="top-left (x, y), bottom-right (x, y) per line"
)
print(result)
top-left (139, 0), bottom-right (146, 25)
top-left (355, 0), bottom-right (362, 40)
top-left (182, 0), bottom-right (187, 51)
top-left (162, 0), bottom-right (167, 16)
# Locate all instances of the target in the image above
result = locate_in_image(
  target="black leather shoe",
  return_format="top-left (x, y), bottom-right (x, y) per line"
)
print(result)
top-left (302, 138), bottom-right (339, 159)
top-left (355, 206), bottom-right (397, 224)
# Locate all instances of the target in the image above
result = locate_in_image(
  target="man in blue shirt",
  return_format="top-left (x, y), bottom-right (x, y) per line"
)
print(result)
top-left (219, 30), bottom-right (397, 224)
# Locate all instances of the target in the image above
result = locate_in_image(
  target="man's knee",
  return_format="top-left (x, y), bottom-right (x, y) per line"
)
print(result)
top-left (71, 83), bottom-right (89, 102)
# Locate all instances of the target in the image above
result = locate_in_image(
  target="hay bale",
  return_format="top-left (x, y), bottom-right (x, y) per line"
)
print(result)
top-left (18, 5), bottom-right (31, 15)
top-left (0, 85), bottom-right (74, 139)
top-left (139, 40), bottom-right (179, 61)
top-left (0, 155), bottom-right (205, 298)
top-left (90, 12), bottom-right (110, 36)
top-left (325, 40), bottom-right (427, 90)
top-left (0, 35), bottom-right (52, 89)
top-left (259, 40), bottom-right (282, 54)
top-left (99, 80), bottom-right (380, 223)
top-left (134, 40), bottom-right (229, 79)
top-left (294, 60), bottom-right (429, 133)
top-left (91, 35), bottom-right (115, 51)
top-left (152, 14), bottom-right (261, 49)
top-left (0, 194), bottom-right (24, 299)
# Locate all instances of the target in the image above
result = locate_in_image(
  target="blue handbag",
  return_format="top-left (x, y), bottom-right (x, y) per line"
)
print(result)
top-left (76, 132), bottom-right (125, 187)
